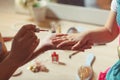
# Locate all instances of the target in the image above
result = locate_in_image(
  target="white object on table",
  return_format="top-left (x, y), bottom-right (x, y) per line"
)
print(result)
top-left (76, 53), bottom-right (95, 80)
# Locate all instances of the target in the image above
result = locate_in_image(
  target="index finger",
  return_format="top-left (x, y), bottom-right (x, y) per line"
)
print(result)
top-left (15, 24), bottom-right (36, 39)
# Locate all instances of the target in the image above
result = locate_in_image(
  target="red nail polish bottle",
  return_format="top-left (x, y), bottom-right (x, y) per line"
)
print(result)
top-left (51, 52), bottom-right (59, 63)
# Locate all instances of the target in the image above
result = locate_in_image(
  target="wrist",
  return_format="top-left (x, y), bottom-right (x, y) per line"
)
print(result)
top-left (81, 31), bottom-right (92, 40)
top-left (40, 42), bottom-right (56, 51)
top-left (6, 54), bottom-right (21, 67)
top-left (0, 54), bottom-right (19, 80)
top-left (39, 45), bottom-right (49, 52)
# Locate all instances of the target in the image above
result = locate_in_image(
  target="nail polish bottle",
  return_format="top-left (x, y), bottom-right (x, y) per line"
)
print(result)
top-left (51, 52), bottom-right (59, 63)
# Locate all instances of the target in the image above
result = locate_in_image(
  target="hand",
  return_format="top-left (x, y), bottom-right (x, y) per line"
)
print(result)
top-left (18, 33), bottom-right (67, 65)
top-left (32, 33), bottom-right (69, 52)
top-left (39, 34), bottom-right (57, 51)
top-left (52, 33), bottom-right (93, 51)
top-left (51, 33), bottom-right (74, 50)
top-left (9, 24), bottom-right (39, 65)
top-left (21, 33), bottom-right (64, 64)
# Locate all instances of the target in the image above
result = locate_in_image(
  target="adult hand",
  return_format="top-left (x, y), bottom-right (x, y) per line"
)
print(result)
top-left (9, 24), bottom-right (39, 66)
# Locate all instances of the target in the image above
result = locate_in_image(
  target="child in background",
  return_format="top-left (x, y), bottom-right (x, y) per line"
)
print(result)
top-left (52, 0), bottom-right (120, 79)
top-left (52, 0), bottom-right (119, 55)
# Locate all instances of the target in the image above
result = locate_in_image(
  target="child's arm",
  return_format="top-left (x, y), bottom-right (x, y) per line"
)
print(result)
top-left (52, 11), bottom-right (119, 51)
top-left (87, 11), bottom-right (118, 44)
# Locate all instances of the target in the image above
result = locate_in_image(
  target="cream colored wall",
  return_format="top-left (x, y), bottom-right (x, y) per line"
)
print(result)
top-left (47, 2), bottom-right (110, 26)
top-left (0, 0), bottom-right (109, 26)
top-left (0, 0), bottom-right (14, 13)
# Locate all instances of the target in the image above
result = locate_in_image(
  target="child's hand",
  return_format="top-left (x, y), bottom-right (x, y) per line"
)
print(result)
top-left (40, 33), bottom-right (69, 50)
top-left (52, 33), bottom-right (93, 51)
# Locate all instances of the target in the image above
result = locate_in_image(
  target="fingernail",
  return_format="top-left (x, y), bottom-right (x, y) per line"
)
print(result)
top-left (57, 46), bottom-right (59, 48)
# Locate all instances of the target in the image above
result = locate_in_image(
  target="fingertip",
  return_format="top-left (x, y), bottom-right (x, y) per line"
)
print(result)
top-left (33, 39), bottom-right (40, 47)
top-left (71, 47), bottom-right (74, 50)
top-left (72, 45), bottom-right (77, 50)
top-left (22, 24), bottom-right (36, 31)
top-left (37, 39), bottom-right (40, 43)
top-left (24, 24), bottom-right (36, 28)
top-left (56, 33), bottom-right (68, 36)
top-left (71, 47), bottom-right (76, 50)
top-left (56, 43), bottom-right (63, 48)
top-left (57, 45), bottom-right (60, 48)
top-left (52, 40), bottom-right (57, 44)
top-left (52, 39), bottom-right (55, 42)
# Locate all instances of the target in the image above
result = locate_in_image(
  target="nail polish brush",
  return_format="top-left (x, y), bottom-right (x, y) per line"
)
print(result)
top-left (35, 28), bottom-right (49, 32)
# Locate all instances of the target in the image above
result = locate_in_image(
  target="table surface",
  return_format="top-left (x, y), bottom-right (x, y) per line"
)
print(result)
top-left (0, 1), bottom-right (119, 80)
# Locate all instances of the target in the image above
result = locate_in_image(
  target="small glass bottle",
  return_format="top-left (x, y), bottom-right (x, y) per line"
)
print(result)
top-left (51, 52), bottom-right (59, 63)
top-left (50, 21), bottom-right (56, 33)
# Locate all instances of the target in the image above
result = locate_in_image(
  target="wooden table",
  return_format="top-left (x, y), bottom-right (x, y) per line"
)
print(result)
top-left (0, 1), bottom-right (119, 80)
